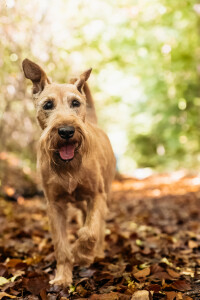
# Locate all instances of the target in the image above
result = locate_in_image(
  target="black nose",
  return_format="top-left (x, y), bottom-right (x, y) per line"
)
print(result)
top-left (58, 126), bottom-right (75, 139)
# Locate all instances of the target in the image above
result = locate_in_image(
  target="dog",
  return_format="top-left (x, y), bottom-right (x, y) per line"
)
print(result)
top-left (22, 59), bottom-right (116, 286)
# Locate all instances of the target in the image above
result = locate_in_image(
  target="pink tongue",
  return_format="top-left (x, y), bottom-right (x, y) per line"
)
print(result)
top-left (59, 144), bottom-right (75, 160)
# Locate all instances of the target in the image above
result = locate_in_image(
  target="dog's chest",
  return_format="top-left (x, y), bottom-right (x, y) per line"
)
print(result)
top-left (45, 174), bottom-right (77, 195)
top-left (60, 177), bottom-right (77, 194)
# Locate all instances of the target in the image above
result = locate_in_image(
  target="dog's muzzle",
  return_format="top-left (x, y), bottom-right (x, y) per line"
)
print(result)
top-left (56, 126), bottom-right (77, 162)
top-left (58, 126), bottom-right (75, 139)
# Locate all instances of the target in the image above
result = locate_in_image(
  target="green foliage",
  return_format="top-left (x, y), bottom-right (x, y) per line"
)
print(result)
top-left (127, 0), bottom-right (200, 170)
top-left (0, 0), bottom-right (200, 171)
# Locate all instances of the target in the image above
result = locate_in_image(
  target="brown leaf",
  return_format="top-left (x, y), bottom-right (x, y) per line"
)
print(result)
top-left (8, 289), bottom-right (19, 296)
top-left (76, 284), bottom-right (88, 297)
top-left (6, 259), bottom-right (23, 268)
top-left (0, 281), bottom-right (19, 293)
top-left (40, 289), bottom-right (48, 300)
top-left (188, 240), bottom-right (198, 249)
top-left (167, 268), bottom-right (180, 278)
top-left (150, 271), bottom-right (172, 280)
top-left (165, 291), bottom-right (177, 300)
top-left (134, 267), bottom-right (150, 279)
top-left (147, 284), bottom-right (161, 293)
top-left (22, 273), bottom-right (49, 295)
top-left (150, 264), bottom-right (164, 274)
top-left (93, 271), bottom-right (114, 282)
top-left (0, 292), bottom-right (16, 299)
top-left (0, 264), bottom-right (8, 277)
top-left (171, 280), bottom-right (191, 291)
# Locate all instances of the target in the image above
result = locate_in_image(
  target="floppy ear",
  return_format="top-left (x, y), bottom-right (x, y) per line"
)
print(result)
top-left (22, 59), bottom-right (50, 97)
top-left (74, 68), bottom-right (92, 93)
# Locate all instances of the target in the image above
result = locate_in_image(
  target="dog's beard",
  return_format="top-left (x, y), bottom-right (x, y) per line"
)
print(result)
top-left (38, 121), bottom-right (90, 178)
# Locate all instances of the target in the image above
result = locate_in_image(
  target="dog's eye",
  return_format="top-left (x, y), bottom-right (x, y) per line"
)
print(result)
top-left (71, 100), bottom-right (80, 108)
top-left (43, 100), bottom-right (54, 110)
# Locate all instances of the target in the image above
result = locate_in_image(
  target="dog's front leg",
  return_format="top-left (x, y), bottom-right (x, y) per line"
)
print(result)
top-left (47, 200), bottom-right (73, 286)
top-left (73, 193), bottom-right (107, 266)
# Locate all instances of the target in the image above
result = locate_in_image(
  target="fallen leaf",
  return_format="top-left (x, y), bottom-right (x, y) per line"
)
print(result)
top-left (6, 259), bottom-right (23, 268)
top-left (150, 271), bottom-right (172, 280)
top-left (150, 264), bottom-right (164, 274)
top-left (160, 257), bottom-right (172, 266)
top-left (171, 280), bottom-right (191, 291)
top-left (0, 277), bottom-right (9, 286)
top-left (165, 291), bottom-right (177, 300)
top-left (0, 264), bottom-right (7, 277)
top-left (188, 240), bottom-right (198, 249)
top-left (76, 284), bottom-right (88, 297)
top-left (136, 239), bottom-right (143, 247)
top-left (134, 267), bottom-right (150, 279)
top-left (22, 274), bottom-right (49, 295)
top-left (79, 268), bottom-right (96, 278)
top-left (0, 292), bottom-right (16, 299)
top-left (167, 268), bottom-right (180, 278)
top-left (40, 289), bottom-right (48, 300)
top-left (147, 284), bottom-right (161, 292)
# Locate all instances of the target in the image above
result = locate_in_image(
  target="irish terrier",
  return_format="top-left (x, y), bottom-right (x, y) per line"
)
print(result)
top-left (22, 59), bottom-right (116, 286)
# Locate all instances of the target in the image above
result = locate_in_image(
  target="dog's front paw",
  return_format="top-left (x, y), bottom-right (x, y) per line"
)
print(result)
top-left (49, 275), bottom-right (72, 287)
top-left (72, 226), bottom-right (97, 266)
top-left (49, 276), bottom-right (72, 286)
top-left (78, 226), bottom-right (97, 246)
top-left (50, 263), bottom-right (73, 287)
top-left (72, 240), bottom-right (95, 266)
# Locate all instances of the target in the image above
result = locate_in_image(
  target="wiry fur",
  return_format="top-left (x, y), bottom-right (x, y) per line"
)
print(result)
top-left (22, 58), bottom-right (116, 286)
top-left (39, 114), bottom-right (91, 178)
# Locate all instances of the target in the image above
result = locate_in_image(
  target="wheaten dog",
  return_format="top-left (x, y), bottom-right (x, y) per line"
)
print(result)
top-left (22, 59), bottom-right (116, 286)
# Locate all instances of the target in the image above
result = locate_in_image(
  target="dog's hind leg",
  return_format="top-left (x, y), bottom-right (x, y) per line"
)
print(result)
top-left (75, 200), bottom-right (87, 224)
top-left (72, 193), bottom-right (107, 266)
top-left (47, 199), bottom-right (73, 286)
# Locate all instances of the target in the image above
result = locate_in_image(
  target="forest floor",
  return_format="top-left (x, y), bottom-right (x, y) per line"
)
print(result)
top-left (0, 172), bottom-right (200, 300)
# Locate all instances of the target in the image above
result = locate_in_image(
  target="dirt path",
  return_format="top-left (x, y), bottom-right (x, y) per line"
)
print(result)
top-left (0, 173), bottom-right (200, 299)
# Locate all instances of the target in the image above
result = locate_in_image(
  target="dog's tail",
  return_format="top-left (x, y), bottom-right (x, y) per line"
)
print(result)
top-left (70, 78), bottom-right (97, 124)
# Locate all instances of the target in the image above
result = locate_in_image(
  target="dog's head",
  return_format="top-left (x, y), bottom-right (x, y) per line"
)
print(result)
top-left (22, 59), bottom-right (92, 175)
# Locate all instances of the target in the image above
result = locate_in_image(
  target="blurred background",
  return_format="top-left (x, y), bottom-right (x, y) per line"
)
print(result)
top-left (1, 0), bottom-right (200, 185)
top-left (1, 2), bottom-right (200, 296)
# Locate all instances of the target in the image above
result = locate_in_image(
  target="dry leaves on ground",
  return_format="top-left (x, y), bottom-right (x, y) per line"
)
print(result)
top-left (0, 172), bottom-right (200, 299)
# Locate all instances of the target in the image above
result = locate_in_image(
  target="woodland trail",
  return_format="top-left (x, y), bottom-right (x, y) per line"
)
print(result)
top-left (0, 173), bottom-right (200, 299)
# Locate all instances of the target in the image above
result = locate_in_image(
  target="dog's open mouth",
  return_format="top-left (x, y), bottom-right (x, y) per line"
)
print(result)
top-left (58, 143), bottom-right (77, 162)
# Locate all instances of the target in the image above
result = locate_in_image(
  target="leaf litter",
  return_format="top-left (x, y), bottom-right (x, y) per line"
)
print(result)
top-left (0, 173), bottom-right (200, 299)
